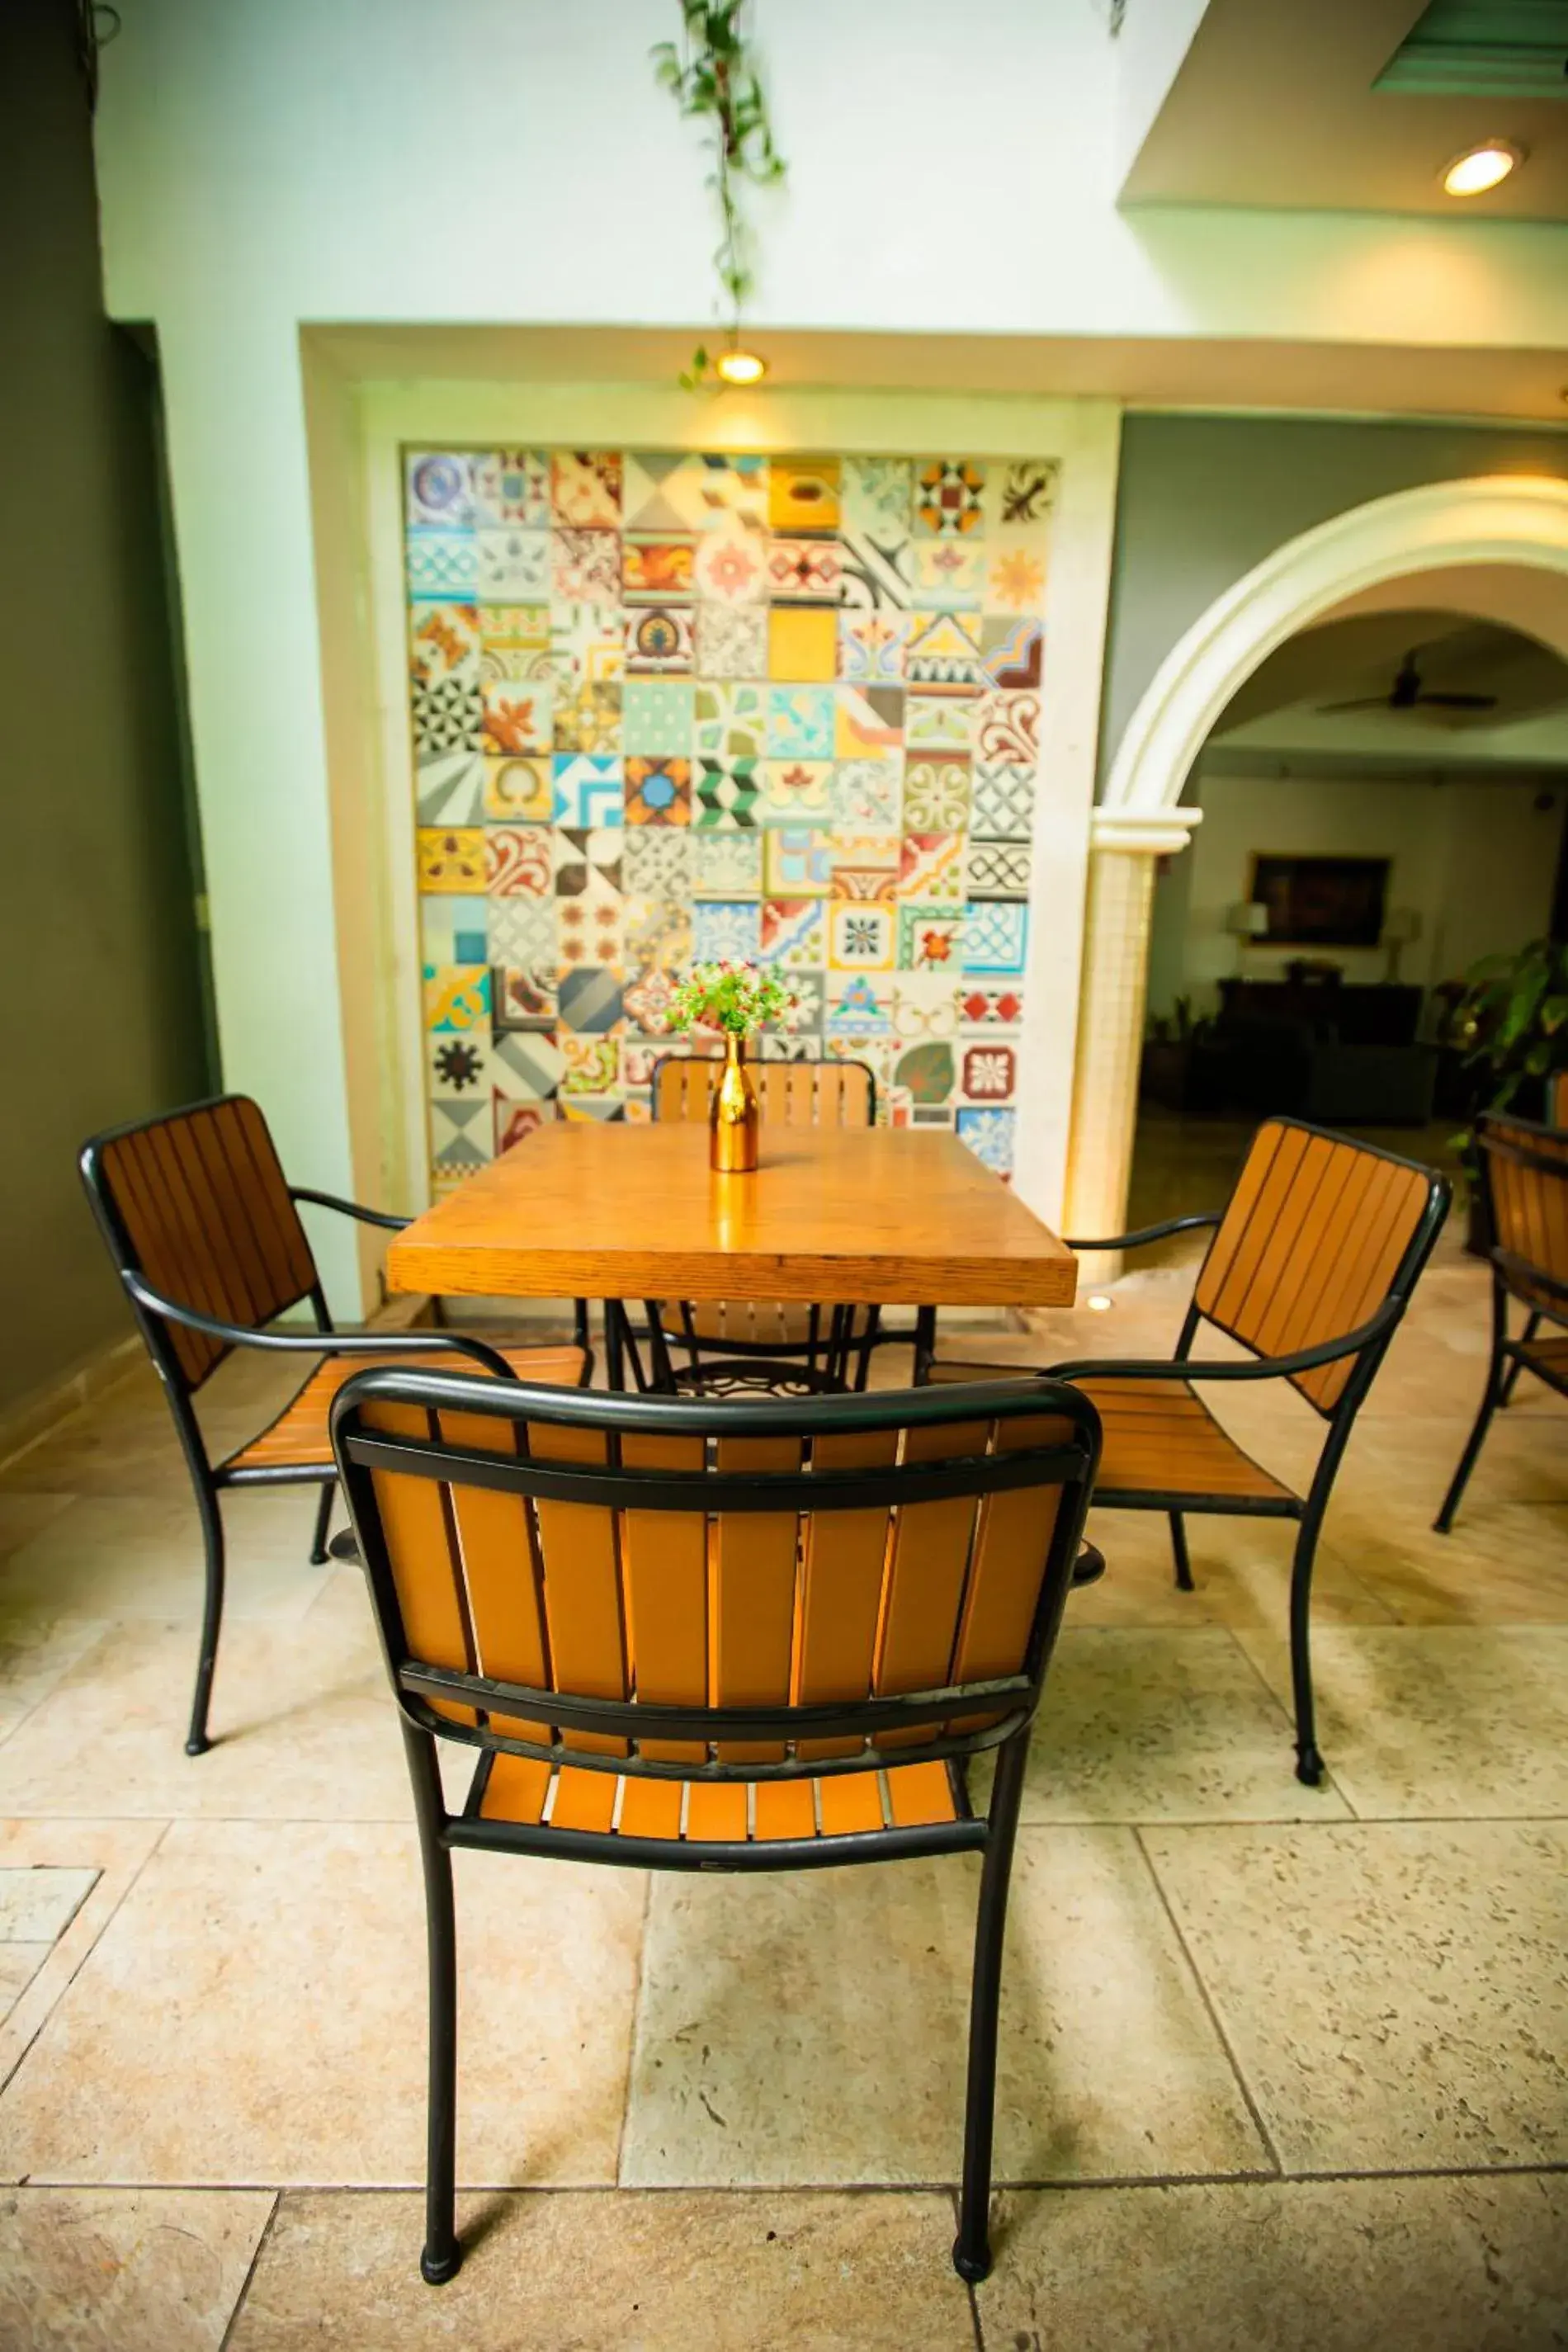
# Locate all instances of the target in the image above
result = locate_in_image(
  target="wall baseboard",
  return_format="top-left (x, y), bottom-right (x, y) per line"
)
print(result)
top-left (0, 1334), bottom-right (146, 1476)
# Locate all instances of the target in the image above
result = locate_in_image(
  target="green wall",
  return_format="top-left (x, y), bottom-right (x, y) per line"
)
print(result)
top-left (0, 0), bottom-right (209, 1419)
top-left (1099, 413), bottom-right (1568, 786)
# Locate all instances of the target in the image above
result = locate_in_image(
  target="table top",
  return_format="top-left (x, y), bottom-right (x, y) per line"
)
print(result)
top-left (388, 1122), bottom-right (1077, 1306)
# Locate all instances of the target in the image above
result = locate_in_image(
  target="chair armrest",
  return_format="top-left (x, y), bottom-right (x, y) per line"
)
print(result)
top-left (290, 1187), bottom-right (409, 1233)
top-left (1047, 1299), bottom-right (1402, 1387)
top-left (121, 1273), bottom-right (517, 1380)
top-left (1061, 1212), bottom-right (1221, 1254)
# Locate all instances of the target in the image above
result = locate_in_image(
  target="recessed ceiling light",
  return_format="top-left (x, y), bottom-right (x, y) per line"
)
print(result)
top-left (715, 346), bottom-right (767, 386)
top-left (1441, 139), bottom-right (1523, 197)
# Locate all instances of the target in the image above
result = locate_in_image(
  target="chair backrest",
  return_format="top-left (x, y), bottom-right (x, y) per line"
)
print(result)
top-left (79, 1095), bottom-right (318, 1394)
top-left (1477, 1112), bottom-right (1568, 1325)
top-left (653, 1051), bottom-right (875, 1128)
top-left (331, 1373), bottom-right (1100, 1783)
top-left (1193, 1117), bottom-right (1448, 1415)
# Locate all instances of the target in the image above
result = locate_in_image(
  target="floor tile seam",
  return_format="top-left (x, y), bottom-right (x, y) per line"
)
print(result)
top-left (0, 1817), bottom-right (173, 2099)
top-left (614, 1871), bottom-right (655, 2187)
top-left (1129, 1824), bottom-right (1284, 2178)
top-left (216, 2186), bottom-right (281, 2352)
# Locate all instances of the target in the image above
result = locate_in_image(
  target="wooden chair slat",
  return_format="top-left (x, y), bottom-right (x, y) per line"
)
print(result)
top-left (362, 1399), bottom-right (476, 1729)
top-left (712, 1435), bottom-right (802, 1763)
top-left (620, 1432), bottom-right (708, 1764)
top-left (479, 1754), bottom-right (551, 1825)
top-left (873, 1419), bottom-right (989, 1749)
top-left (752, 1779), bottom-right (818, 1840)
top-left (686, 1783), bottom-right (749, 1842)
top-left (949, 1413), bottom-right (1072, 1688)
top-left (617, 1775), bottom-right (684, 1839)
top-left (795, 1427), bottom-right (899, 1762)
top-left (819, 1770), bottom-right (886, 1835)
top-left (436, 1408), bottom-right (553, 1746)
top-left (526, 1420), bottom-right (628, 1759)
top-left (886, 1761), bottom-right (958, 1828)
top-left (550, 1765), bottom-right (617, 1833)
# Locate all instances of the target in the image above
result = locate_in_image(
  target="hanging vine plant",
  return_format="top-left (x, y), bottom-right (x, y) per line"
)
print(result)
top-left (653, 2), bottom-right (786, 387)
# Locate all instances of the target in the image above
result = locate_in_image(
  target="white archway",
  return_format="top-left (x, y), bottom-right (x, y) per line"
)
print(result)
top-left (1065, 475), bottom-right (1568, 1270)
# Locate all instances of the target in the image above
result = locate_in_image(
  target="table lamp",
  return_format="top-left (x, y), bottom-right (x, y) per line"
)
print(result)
top-left (1382, 907), bottom-right (1421, 983)
top-left (1224, 901), bottom-right (1268, 974)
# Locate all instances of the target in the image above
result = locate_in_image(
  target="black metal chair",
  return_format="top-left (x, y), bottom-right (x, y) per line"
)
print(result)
top-left (926, 1117), bottom-right (1450, 1785)
top-left (1436, 1111), bottom-right (1568, 1530)
top-left (78, 1094), bottom-right (590, 1755)
top-left (330, 1366), bottom-right (1103, 2287)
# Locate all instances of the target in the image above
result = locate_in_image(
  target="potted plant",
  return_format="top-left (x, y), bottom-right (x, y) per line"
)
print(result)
top-left (1448, 935), bottom-right (1568, 1245)
top-left (669, 960), bottom-right (796, 1172)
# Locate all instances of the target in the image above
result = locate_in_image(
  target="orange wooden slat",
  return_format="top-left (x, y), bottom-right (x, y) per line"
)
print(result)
top-left (478, 1753), bottom-right (552, 1824)
top-left (685, 1783), bottom-right (749, 1842)
top-left (712, 1435), bottom-right (802, 1763)
top-left (886, 1761), bottom-right (958, 1828)
top-left (550, 1765), bottom-right (617, 1832)
top-left (794, 1426), bottom-right (898, 1761)
top-left (753, 1779), bottom-right (818, 1840)
top-left (818, 1771), bottom-right (886, 1835)
top-left (437, 1406), bottom-right (552, 1745)
top-left (526, 1419), bottom-right (628, 1758)
top-left (949, 1413), bottom-right (1071, 1688)
top-left (616, 1777), bottom-right (684, 1840)
top-left (361, 1398), bottom-right (475, 1727)
top-left (620, 1431), bottom-right (708, 1764)
top-left (873, 1419), bottom-right (989, 1745)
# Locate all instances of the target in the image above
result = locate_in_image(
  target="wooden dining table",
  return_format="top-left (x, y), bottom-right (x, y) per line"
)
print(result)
top-left (387, 1121), bottom-right (1077, 1384)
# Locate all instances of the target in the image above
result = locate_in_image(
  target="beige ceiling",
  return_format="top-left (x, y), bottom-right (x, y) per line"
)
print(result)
top-left (1216, 610), bottom-right (1568, 733)
top-left (1123, 0), bottom-right (1568, 222)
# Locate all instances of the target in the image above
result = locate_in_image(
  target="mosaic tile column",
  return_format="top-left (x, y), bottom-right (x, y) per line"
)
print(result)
top-left (404, 446), bottom-right (1056, 1196)
top-left (1061, 843), bottom-right (1159, 1286)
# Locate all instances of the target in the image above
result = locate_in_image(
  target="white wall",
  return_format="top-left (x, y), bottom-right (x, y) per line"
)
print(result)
top-left (1148, 768), bottom-right (1566, 1018)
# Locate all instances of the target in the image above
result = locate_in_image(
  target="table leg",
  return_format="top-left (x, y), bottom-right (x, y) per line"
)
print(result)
top-left (914, 1305), bottom-right (937, 1385)
top-left (603, 1301), bottom-right (626, 1391)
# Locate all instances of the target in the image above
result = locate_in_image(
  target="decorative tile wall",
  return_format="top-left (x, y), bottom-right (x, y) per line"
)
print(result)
top-left (404, 446), bottom-right (1055, 1193)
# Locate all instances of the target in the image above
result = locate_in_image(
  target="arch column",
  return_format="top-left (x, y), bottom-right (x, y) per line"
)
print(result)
top-left (1062, 806), bottom-right (1202, 1284)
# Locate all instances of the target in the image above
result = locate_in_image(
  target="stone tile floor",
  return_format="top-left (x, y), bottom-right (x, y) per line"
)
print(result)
top-left (0, 1123), bottom-right (1566, 2346)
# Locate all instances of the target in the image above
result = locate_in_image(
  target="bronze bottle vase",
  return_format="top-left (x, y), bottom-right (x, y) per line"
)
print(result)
top-left (710, 1033), bottom-right (759, 1173)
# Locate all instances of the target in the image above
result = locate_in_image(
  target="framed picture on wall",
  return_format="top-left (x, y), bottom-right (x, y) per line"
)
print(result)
top-left (1248, 854), bottom-right (1390, 948)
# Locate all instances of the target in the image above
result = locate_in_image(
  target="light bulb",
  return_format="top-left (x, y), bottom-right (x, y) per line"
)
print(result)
top-left (1441, 141), bottom-right (1523, 197)
top-left (715, 347), bottom-right (767, 386)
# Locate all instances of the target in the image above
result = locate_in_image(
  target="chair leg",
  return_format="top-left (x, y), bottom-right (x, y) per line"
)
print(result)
top-left (913, 1305), bottom-right (937, 1386)
top-left (186, 1478), bottom-right (226, 1757)
top-left (1434, 1350), bottom-right (1505, 1536)
top-left (953, 1731), bottom-right (1027, 2284)
top-left (308, 1481), bottom-right (335, 1566)
top-left (1169, 1511), bottom-right (1193, 1592)
top-left (404, 1724), bottom-right (461, 2286)
top-left (1287, 1518), bottom-right (1326, 1788)
top-left (1498, 1312), bottom-right (1538, 1407)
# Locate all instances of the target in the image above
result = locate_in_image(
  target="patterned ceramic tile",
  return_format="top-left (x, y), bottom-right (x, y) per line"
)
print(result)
top-left (695, 602), bottom-right (767, 678)
top-left (416, 828), bottom-right (485, 892)
top-left (483, 754), bottom-right (552, 822)
top-left (765, 686), bottom-right (835, 761)
top-left (838, 529), bottom-right (913, 612)
top-left (493, 1029), bottom-right (565, 1100)
top-left (956, 1103), bottom-right (1017, 1173)
top-left (626, 451), bottom-right (767, 534)
top-left (692, 899), bottom-right (763, 962)
top-left (824, 971), bottom-right (894, 1037)
top-left (625, 756), bottom-right (692, 826)
top-left (554, 825), bottom-right (624, 902)
top-left (406, 452), bottom-right (474, 530)
top-left (827, 900), bottom-right (895, 972)
top-left (890, 1037), bottom-right (956, 1108)
top-left (624, 536), bottom-right (697, 606)
top-left (427, 1028), bottom-right (491, 1099)
top-left (783, 969), bottom-right (825, 1033)
top-left (622, 678), bottom-right (695, 758)
top-left (898, 904), bottom-right (965, 971)
top-left (694, 680), bottom-right (766, 762)
top-left (471, 449), bottom-right (550, 530)
top-left (692, 829), bottom-right (763, 895)
top-left (961, 1039), bottom-right (1018, 1101)
top-left (622, 825), bottom-right (693, 899)
top-left (558, 965), bottom-right (626, 1036)
top-left (971, 762), bottom-right (1037, 842)
top-left (767, 606), bottom-right (838, 682)
top-left (966, 838), bottom-right (1032, 900)
top-left (830, 834), bottom-right (900, 902)
top-left (904, 754), bottom-right (971, 834)
top-left (480, 678), bottom-right (552, 757)
top-left (912, 541), bottom-right (985, 610)
top-left (980, 616), bottom-right (1043, 690)
top-left (960, 982), bottom-right (1026, 1027)
top-left (420, 892), bottom-right (488, 967)
top-left (904, 611), bottom-right (983, 694)
top-left (409, 600), bottom-right (480, 686)
top-left (559, 893), bottom-right (625, 968)
top-left (762, 829), bottom-right (834, 899)
top-left (551, 603), bottom-right (624, 685)
top-left (484, 823), bottom-right (555, 899)
top-left (489, 893), bottom-right (560, 971)
top-left (694, 525), bottom-right (768, 606)
top-left (624, 606), bottom-right (695, 675)
top-left (553, 682), bottom-right (621, 755)
top-left (491, 958), bottom-right (557, 1032)
top-left (757, 758), bottom-right (833, 826)
top-left (988, 459), bottom-right (1057, 531)
top-left (407, 531), bottom-right (478, 599)
top-left (696, 758), bottom-right (759, 829)
top-left (834, 685), bottom-right (903, 761)
top-left (551, 753), bottom-right (624, 829)
top-left (416, 750), bottom-right (486, 826)
top-left (898, 831), bottom-right (966, 904)
top-left (759, 899), bottom-right (826, 969)
top-left (477, 527), bottom-right (550, 602)
top-left (985, 540), bottom-right (1047, 616)
top-left (430, 1095), bottom-right (491, 1178)
top-left (832, 757), bottom-right (903, 831)
top-left (893, 970), bottom-right (964, 1040)
top-left (622, 895), bottom-right (691, 970)
top-left (843, 457), bottom-right (912, 538)
top-left (836, 608), bottom-right (909, 683)
top-left (623, 966), bottom-right (678, 1037)
top-left (761, 898), bottom-right (832, 973)
top-left (494, 1098), bottom-right (550, 1156)
top-left (479, 604), bottom-right (553, 681)
top-left (974, 687), bottom-right (1040, 774)
top-left (560, 1035), bottom-right (621, 1093)
top-left (413, 667), bottom-right (483, 760)
top-left (902, 695), bottom-right (973, 753)
top-left (423, 964), bottom-right (491, 1032)
top-left (552, 530), bottom-right (622, 607)
top-left (767, 539), bottom-right (843, 604)
top-left (962, 900), bottom-right (1030, 975)
top-left (768, 459), bottom-right (840, 534)
top-left (914, 458), bottom-right (985, 537)
top-left (550, 451), bottom-right (622, 530)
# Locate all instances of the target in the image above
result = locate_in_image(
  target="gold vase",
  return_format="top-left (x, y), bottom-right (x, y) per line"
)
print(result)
top-left (710, 1032), bottom-right (759, 1174)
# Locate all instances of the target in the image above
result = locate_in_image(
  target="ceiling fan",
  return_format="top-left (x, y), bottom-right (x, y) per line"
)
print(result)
top-left (1320, 650), bottom-right (1497, 716)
